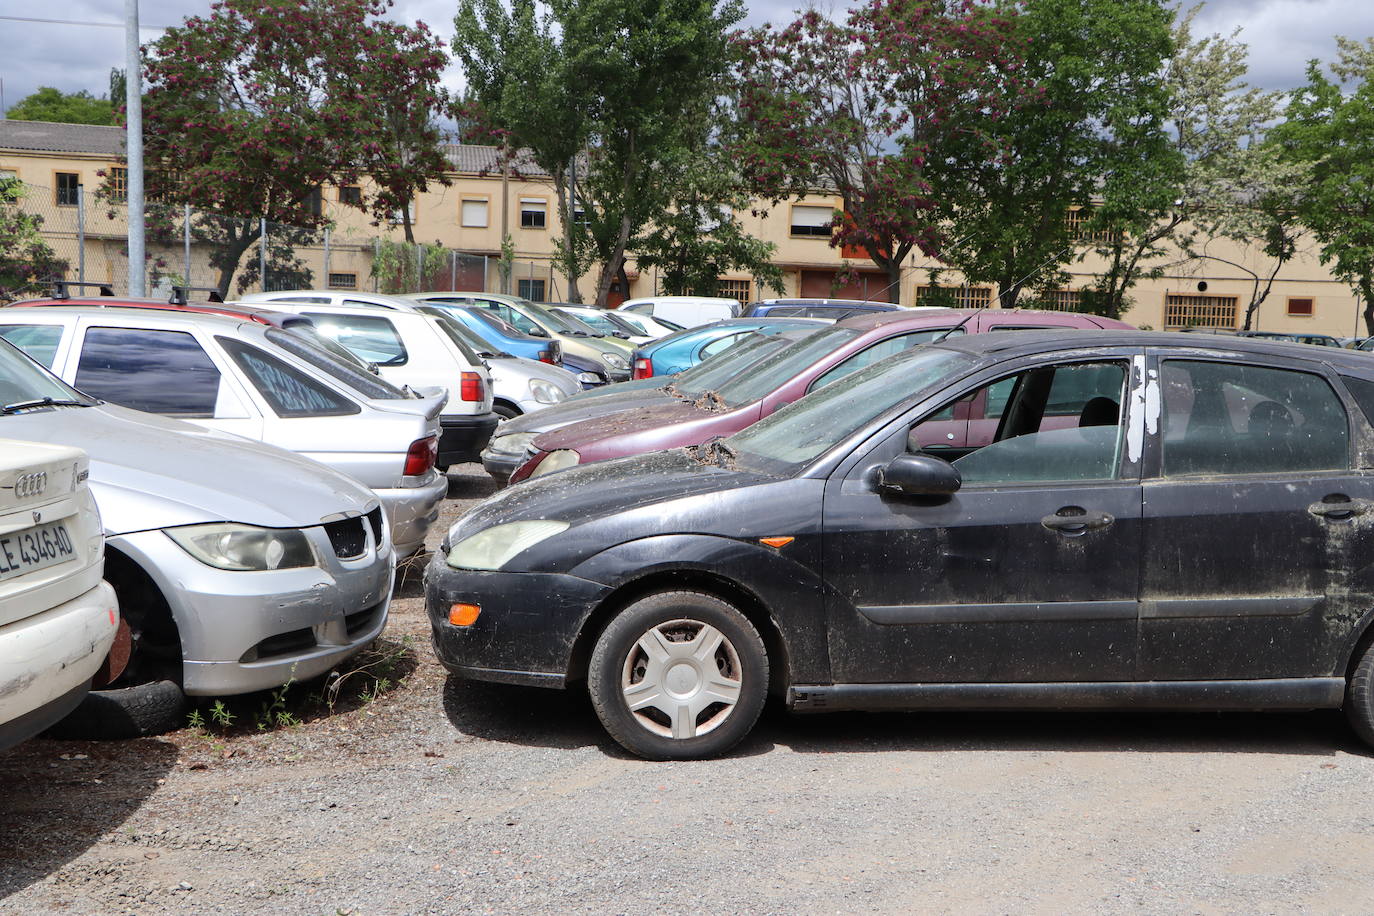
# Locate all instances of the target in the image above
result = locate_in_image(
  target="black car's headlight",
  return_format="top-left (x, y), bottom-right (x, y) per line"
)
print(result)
top-left (446, 520), bottom-right (570, 571)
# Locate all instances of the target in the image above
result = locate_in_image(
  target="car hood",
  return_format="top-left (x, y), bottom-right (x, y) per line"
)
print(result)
top-left (0, 404), bottom-right (376, 535)
top-left (447, 448), bottom-right (772, 547)
top-left (497, 386), bottom-right (677, 436)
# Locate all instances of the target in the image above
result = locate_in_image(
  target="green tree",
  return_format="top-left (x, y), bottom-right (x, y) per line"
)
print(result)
top-left (0, 178), bottom-right (69, 302)
top-left (733, 2), bottom-right (1026, 300)
top-left (5, 87), bottom-right (115, 125)
top-left (1271, 37), bottom-right (1374, 335)
top-left (926, 0), bottom-right (1175, 311)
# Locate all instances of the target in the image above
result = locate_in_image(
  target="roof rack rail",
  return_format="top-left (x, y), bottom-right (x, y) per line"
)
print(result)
top-left (50, 281), bottom-right (115, 300)
top-left (169, 286), bottom-right (225, 305)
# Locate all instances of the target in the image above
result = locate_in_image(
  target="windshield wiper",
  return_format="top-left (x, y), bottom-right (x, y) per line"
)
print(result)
top-left (704, 438), bottom-right (737, 467)
top-left (0, 397), bottom-right (90, 415)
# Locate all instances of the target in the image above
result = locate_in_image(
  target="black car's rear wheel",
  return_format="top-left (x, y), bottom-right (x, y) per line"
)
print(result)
top-left (1346, 640), bottom-right (1374, 748)
top-left (587, 591), bottom-right (767, 760)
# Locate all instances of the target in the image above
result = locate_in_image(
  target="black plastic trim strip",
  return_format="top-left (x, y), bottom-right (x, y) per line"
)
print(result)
top-left (856, 600), bottom-right (1138, 625)
top-left (1140, 596), bottom-right (1320, 619)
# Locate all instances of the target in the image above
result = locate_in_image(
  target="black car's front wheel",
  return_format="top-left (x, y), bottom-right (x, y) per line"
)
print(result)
top-left (587, 591), bottom-right (768, 760)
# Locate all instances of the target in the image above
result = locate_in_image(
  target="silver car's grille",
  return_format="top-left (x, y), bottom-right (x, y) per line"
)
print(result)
top-left (324, 517), bottom-right (368, 559)
top-left (365, 507), bottom-right (384, 546)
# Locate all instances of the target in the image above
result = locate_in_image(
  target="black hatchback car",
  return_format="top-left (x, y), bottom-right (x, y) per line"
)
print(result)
top-left (427, 330), bottom-right (1374, 759)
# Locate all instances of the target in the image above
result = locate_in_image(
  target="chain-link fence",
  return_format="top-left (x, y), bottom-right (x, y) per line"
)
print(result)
top-left (3, 181), bottom-right (554, 303)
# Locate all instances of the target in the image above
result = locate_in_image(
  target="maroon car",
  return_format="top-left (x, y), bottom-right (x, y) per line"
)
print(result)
top-left (510, 308), bottom-right (1133, 483)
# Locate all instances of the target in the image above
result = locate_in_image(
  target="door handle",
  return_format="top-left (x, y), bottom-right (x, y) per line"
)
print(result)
top-left (1041, 507), bottom-right (1115, 534)
top-left (1309, 496), bottom-right (1373, 520)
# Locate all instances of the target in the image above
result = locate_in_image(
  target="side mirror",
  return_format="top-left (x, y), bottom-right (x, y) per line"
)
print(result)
top-left (528, 326), bottom-right (550, 338)
top-left (879, 454), bottom-right (961, 496)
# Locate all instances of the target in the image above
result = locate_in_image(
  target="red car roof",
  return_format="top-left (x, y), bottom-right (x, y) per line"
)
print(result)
top-left (11, 298), bottom-right (280, 325)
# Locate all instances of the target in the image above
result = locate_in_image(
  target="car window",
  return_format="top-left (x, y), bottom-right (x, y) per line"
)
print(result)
top-left (698, 333), bottom-right (746, 361)
top-left (909, 361), bottom-right (1129, 485)
top-left (420, 313), bottom-right (484, 364)
top-left (612, 312), bottom-right (654, 336)
top-left (302, 312), bottom-right (408, 366)
top-left (0, 324), bottom-right (64, 369)
top-left (218, 337), bottom-right (360, 418)
top-left (1160, 360), bottom-right (1349, 476)
top-left (264, 328), bottom-right (409, 400)
top-left (716, 326), bottom-right (863, 407)
top-left (561, 309), bottom-right (619, 335)
top-left (74, 326), bottom-right (224, 417)
top-left (474, 300), bottom-right (540, 335)
top-left (264, 295), bottom-right (332, 304)
top-left (675, 334), bottom-right (791, 397)
top-left (810, 328), bottom-right (961, 391)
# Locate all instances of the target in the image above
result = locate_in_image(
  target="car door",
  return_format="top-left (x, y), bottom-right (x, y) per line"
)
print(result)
top-left (67, 322), bottom-right (263, 440)
top-left (821, 349), bottom-right (1146, 684)
top-left (1138, 352), bottom-right (1374, 680)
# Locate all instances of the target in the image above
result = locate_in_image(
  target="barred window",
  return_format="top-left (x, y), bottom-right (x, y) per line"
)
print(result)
top-left (56, 172), bottom-right (80, 207)
top-left (328, 272), bottom-right (357, 290)
top-left (1065, 207), bottom-right (1117, 244)
top-left (915, 285), bottom-right (993, 309)
top-left (1164, 293), bottom-right (1237, 329)
top-left (107, 167), bottom-right (127, 203)
top-left (518, 278), bottom-right (546, 301)
top-left (339, 185), bottom-right (362, 206)
top-left (717, 279), bottom-right (751, 306)
top-left (1040, 289), bottom-right (1082, 312)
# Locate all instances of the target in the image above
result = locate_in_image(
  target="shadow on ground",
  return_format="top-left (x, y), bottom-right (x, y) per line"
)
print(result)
top-left (441, 675), bottom-right (1352, 759)
top-left (446, 469), bottom-right (496, 501)
top-left (0, 737), bottom-right (179, 897)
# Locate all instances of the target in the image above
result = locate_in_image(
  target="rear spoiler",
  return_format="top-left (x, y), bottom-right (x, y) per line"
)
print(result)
top-left (370, 387), bottom-right (448, 422)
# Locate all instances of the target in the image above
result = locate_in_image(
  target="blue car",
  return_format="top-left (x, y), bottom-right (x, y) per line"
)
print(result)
top-left (629, 316), bottom-right (828, 379)
top-left (741, 298), bottom-right (900, 319)
top-left (421, 302), bottom-right (563, 366)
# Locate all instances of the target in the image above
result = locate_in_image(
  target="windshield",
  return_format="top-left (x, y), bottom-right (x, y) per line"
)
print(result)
top-left (713, 327), bottom-right (862, 407)
top-left (265, 328), bottom-right (409, 400)
top-left (727, 347), bottom-right (972, 475)
top-left (527, 302), bottom-right (595, 336)
top-left (561, 308), bottom-right (625, 337)
top-left (675, 333), bottom-right (794, 397)
top-left (609, 311), bottom-right (655, 336)
top-left (0, 338), bottom-right (94, 410)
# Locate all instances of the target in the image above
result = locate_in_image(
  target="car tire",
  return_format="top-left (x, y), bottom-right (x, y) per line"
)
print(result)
top-left (587, 591), bottom-right (767, 761)
top-left (494, 403), bottom-right (520, 420)
top-left (1346, 640), bottom-right (1374, 747)
top-left (46, 680), bottom-right (188, 740)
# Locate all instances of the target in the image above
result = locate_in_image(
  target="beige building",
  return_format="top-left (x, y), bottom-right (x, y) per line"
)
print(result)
top-left (1, 120), bottom-right (1363, 337)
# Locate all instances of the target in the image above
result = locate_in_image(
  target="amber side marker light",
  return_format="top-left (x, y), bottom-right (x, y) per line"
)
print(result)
top-left (759, 536), bottom-right (794, 549)
top-left (449, 603), bottom-right (482, 626)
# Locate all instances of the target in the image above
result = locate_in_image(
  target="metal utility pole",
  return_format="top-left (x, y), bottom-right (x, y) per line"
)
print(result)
top-left (125, 0), bottom-right (146, 296)
top-left (77, 185), bottom-right (86, 283)
top-left (183, 203), bottom-right (192, 285)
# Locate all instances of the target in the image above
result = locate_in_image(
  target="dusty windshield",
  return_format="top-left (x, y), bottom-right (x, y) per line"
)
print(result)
top-left (674, 333), bottom-right (796, 398)
top-left (726, 347), bottom-right (972, 475)
top-left (712, 327), bottom-right (861, 408)
top-left (0, 339), bottom-right (95, 411)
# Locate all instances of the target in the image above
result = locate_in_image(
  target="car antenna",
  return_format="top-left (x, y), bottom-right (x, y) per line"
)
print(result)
top-left (933, 301), bottom-right (987, 342)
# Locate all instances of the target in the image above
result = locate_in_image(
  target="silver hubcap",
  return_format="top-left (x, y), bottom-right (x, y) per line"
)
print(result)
top-left (621, 618), bottom-right (743, 740)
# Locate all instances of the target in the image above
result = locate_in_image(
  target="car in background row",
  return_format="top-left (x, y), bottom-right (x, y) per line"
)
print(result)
top-left (741, 298), bottom-right (904, 320)
top-left (0, 300), bottom-right (449, 555)
top-left (619, 296), bottom-right (741, 328)
top-left (630, 317), bottom-right (830, 379)
top-left (403, 292), bottom-right (634, 382)
top-left (429, 329), bottom-right (1374, 759)
top-left (0, 338), bottom-right (394, 737)
top-left (0, 439), bottom-right (118, 750)
top-left (599, 310), bottom-right (682, 340)
top-left (552, 304), bottom-right (657, 346)
top-left (514, 309), bottom-right (1134, 484)
top-left (480, 328), bottom-right (813, 485)
top-left (240, 293), bottom-right (499, 468)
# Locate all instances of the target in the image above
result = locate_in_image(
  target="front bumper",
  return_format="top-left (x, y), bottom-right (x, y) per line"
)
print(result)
top-left (374, 472), bottom-right (447, 556)
top-left (424, 552), bottom-right (611, 687)
top-left (0, 580), bottom-right (118, 750)
top-left (438, 413), bottom-right (500, 467)
top-left (110, 526), bottom-right (395, 696)
top-left (478, 445), bottom-right (524, 487)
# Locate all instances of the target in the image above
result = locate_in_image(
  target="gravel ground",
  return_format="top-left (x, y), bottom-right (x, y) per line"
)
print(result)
top-left (4, 465), bottom-right (1374, 914)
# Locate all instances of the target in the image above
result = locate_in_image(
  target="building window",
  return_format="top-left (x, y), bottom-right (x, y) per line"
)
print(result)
top-left (517, 278), bottom-right (546, 301)
top-left (461, 198), bottom-right (488, 227)
top-left (1287, 297), bottom-right (1315, 317)
top-left (717, 279), bottom-right (751, 306)
top-left (106, 166), bottom-right (127, 203)
top-left (915, 285), bottom-right (993, 309)
top-left (305, 186), bottom-right (323, 217)
top-left (790, 204), bottom-right (834, 238)
top-left (520, 198), bottom-right (547, 229)
top-left (55, 172), bottom-right (80, 207)
top-left (1064, 207), bottom-right (1116, 244)
top-left (1040, 289), bottom-right (1082, 312)
top-left (1164, 293), bottom-right (1238, 329)
top-left (328, 272), bottom-right (358, 290)
top-left (390, 201), bottom-right (416, 225)
top-left (339, 185), bottom-right (362, 206)
top-left (573, 207), bottom-right (590, 226)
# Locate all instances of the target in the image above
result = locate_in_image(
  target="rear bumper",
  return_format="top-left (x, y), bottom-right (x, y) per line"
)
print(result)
top-left (438, 413), bottom-right (499, 467)
top-left (0, 580), bottom-right (119, 750)
top-left (374, 472), bottom-right (447, 556)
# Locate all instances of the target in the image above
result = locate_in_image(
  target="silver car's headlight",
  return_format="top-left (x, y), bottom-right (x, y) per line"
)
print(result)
top-left (490, 432), bottom-right (538, 456)
top-left (528, 379), bottom-right (566, 404)
top-left (166, 523), bottom-right (316, 571)
top-left (601, 353), bottom-right (629, 370)
top-left (529, 449), bottom-right (580, 479)
top-left (446, 520), bottom-right (570, 571)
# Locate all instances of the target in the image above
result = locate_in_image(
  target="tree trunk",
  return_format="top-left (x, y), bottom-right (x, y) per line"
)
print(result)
top-left (400, 194), bottom-right (415, 244)
top-left (594, 211), bottom-right (633, 307)
top-left (552, 172), bottom-right (582, 304)
top-left (212, 218), bottom-right (262, 298)
top-left (1362, 280), bottom-right (1374, 338)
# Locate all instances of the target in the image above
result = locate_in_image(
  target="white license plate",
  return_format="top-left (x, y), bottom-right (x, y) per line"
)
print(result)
top-left (0, 521), bottom-right (76, 581)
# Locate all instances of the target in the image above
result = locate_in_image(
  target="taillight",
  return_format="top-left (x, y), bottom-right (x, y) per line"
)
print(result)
top-left (632, 357), bottom-right (653, 380)
top-left (538, 349), bottom-right (556, 364)
top-left (404, 436), bottom-right (438, 476)
top-left (460, 370), bottom-right (485, 402)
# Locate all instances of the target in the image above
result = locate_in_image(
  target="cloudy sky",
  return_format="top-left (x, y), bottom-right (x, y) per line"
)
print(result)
top-left (1, 0), bottom-right (1371, 115)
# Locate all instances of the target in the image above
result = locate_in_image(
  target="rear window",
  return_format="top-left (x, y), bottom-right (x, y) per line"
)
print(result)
top-left (264, 328), bottom-right (409, 400)
top-left (303, 312), bottom-right (408, 366)
top-left (218, 337), bottom-right (360, 417)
